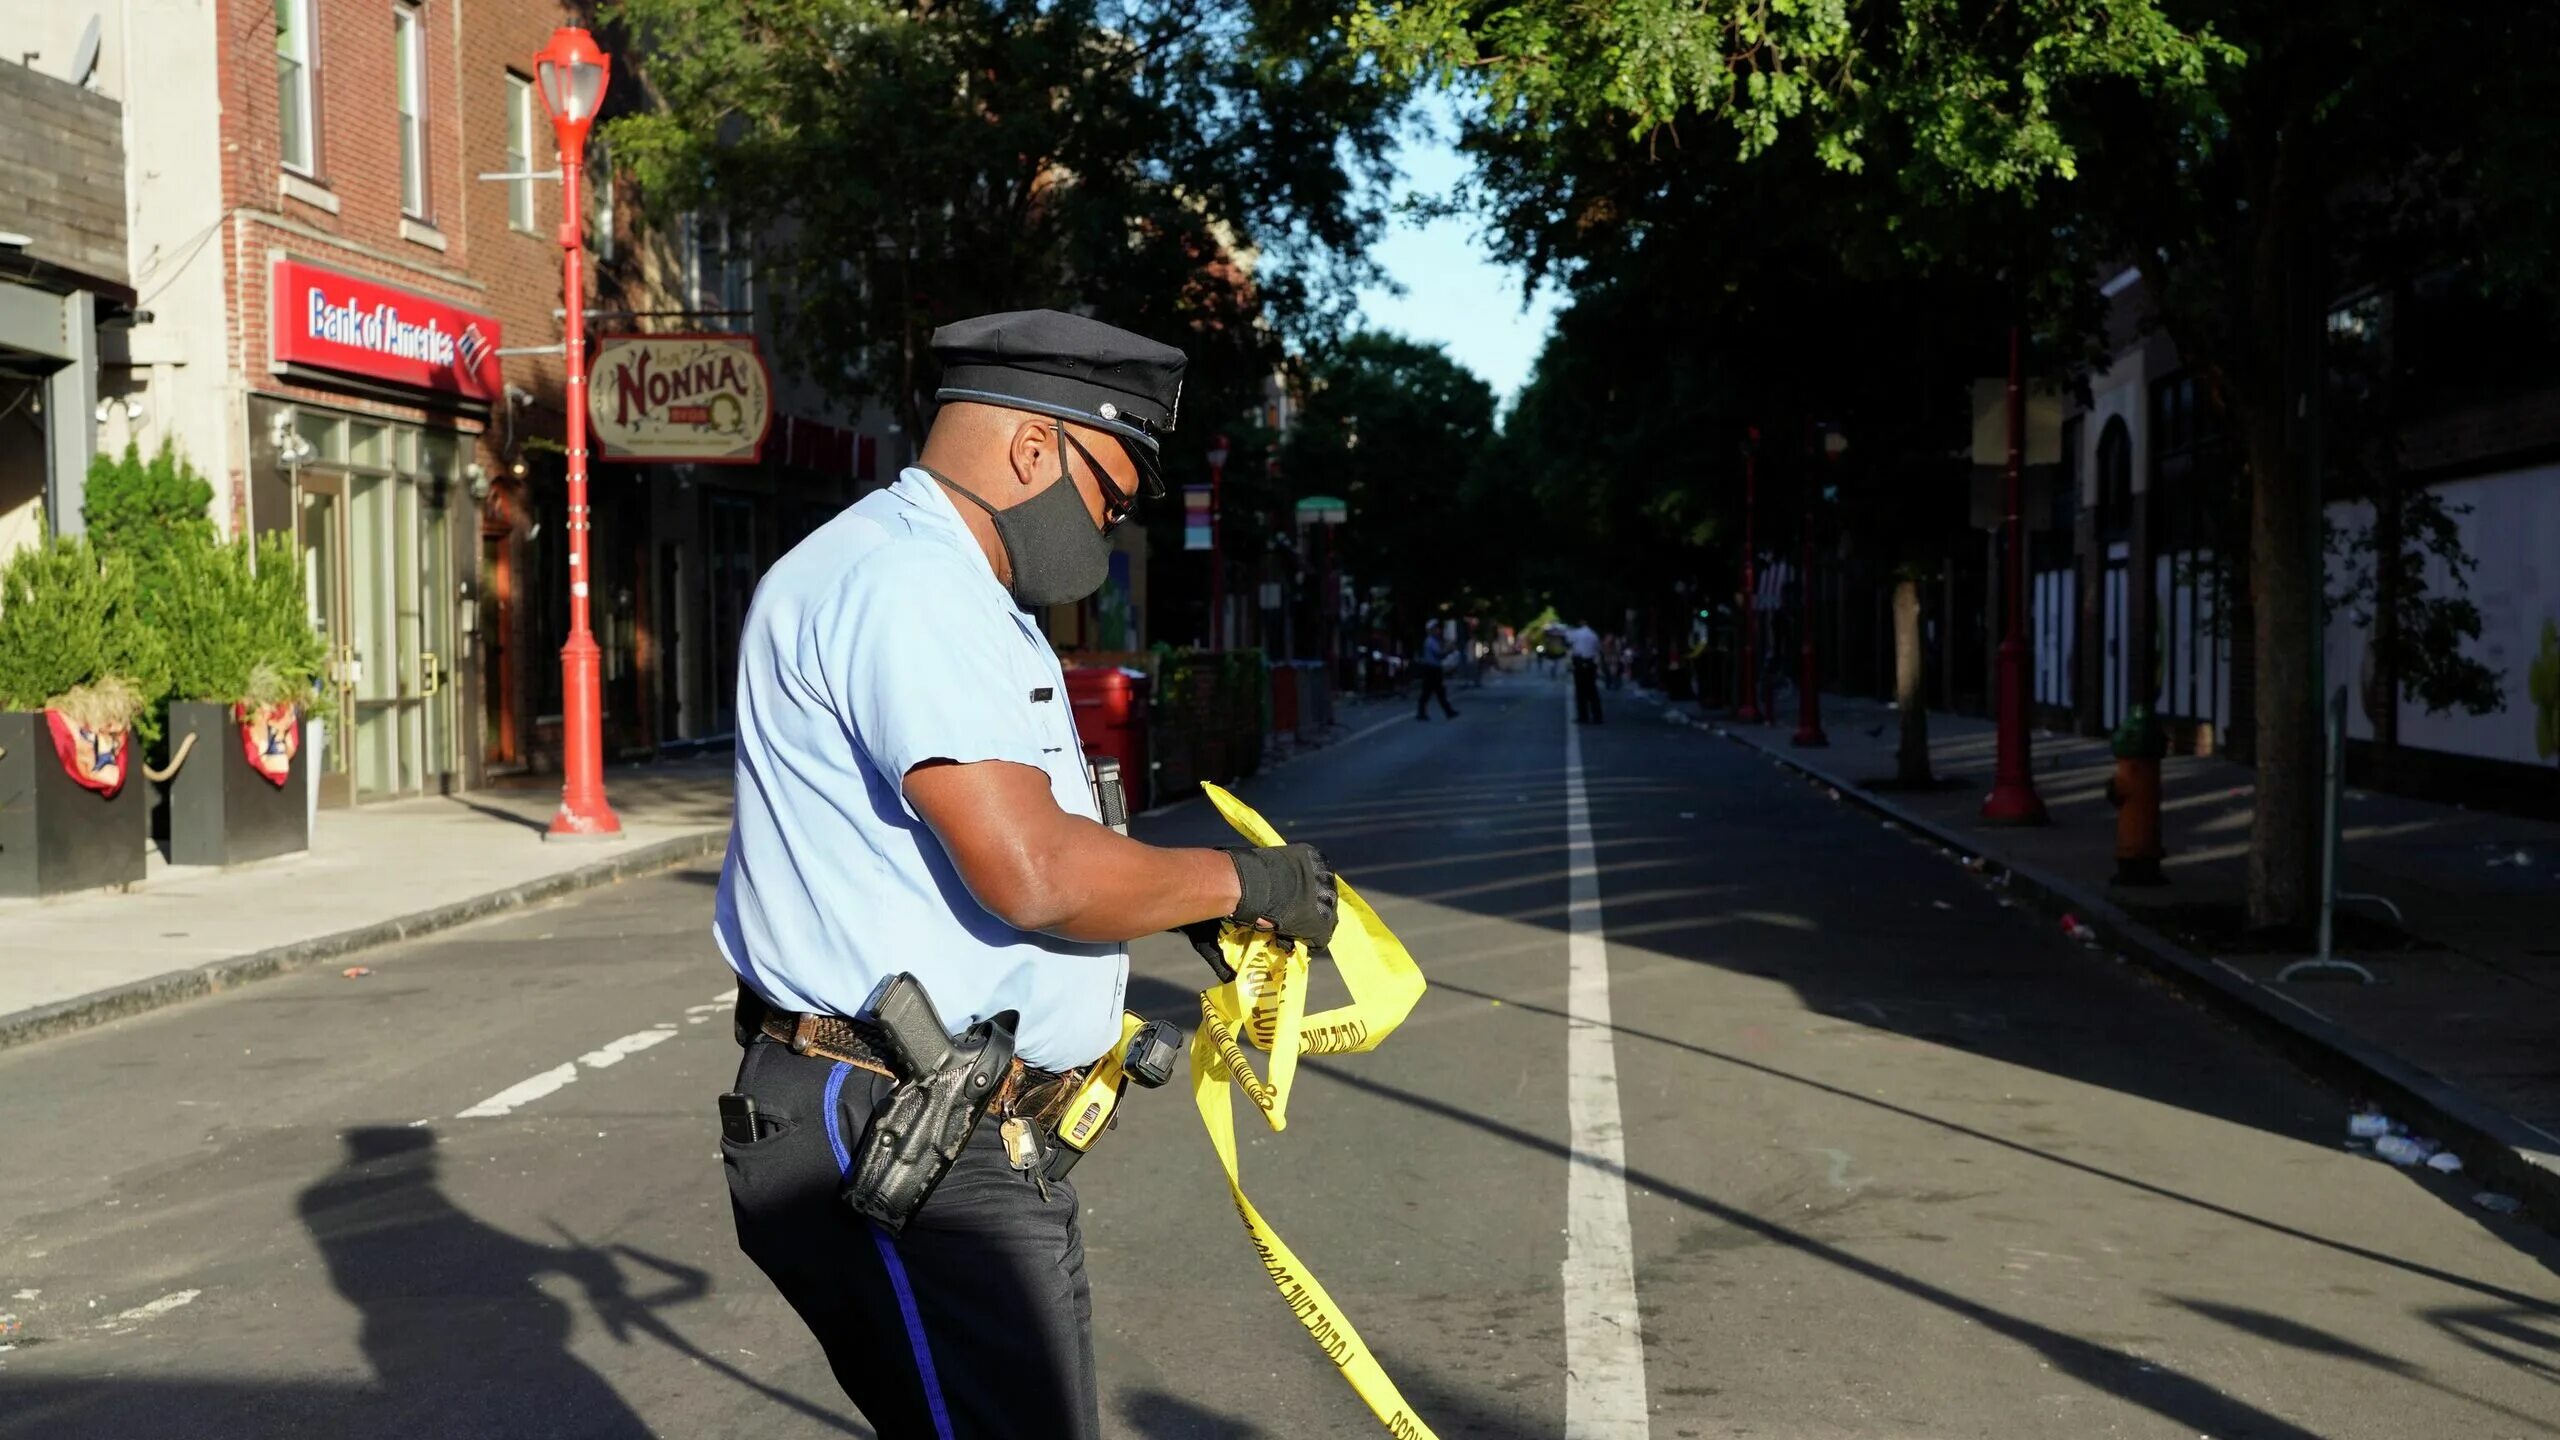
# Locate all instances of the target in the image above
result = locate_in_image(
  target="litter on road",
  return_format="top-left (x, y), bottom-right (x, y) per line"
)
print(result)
top-left (341, 966), bottom-right (372, 979)
top-left (2475, 1192), bottom-right (2526, 1215)
top-left (2372, 1134), bottom-right (2440, 1167)
top-left (2425, 1151), bottom-right (2463, 1174)
top-left (2348, 1111), bottom-right (2393, 1139)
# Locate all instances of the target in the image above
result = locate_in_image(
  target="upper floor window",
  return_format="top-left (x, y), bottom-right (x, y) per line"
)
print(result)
top-left (591, 142), bottom-right (615, 262)
top-left (2097, 415), bottom-right (2135, 540)
top-left (684, 213), bottom-right (752, 330)
top-left (505, 73), bottom-right (537, 232)
top-left (275, 0), bottom-right (318, 174)
top-left (394, 3), bottom-right (429, 217)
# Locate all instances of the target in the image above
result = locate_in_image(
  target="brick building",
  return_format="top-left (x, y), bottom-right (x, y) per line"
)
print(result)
top-left (3, 0), bottom-right (889, 807)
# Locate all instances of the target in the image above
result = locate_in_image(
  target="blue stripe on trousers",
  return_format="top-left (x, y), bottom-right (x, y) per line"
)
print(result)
top-left (822, 1060), bottom-right (959, 1440)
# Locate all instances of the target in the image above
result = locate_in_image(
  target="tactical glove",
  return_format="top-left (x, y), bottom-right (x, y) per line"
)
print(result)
top-left (1181, 843), bottom-right (1338, 980)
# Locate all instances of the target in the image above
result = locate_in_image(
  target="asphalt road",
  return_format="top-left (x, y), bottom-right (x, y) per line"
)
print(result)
top-left (4, 671), bottom-right (2556, 1439)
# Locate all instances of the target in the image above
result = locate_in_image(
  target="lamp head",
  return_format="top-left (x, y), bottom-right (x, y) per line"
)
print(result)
top-left (534, 27), bottom-right (611, 152)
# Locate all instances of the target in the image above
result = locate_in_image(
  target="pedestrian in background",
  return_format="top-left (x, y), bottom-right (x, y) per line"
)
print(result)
top-left (1416, 623), bottom-right (1460, 720)
top-left (1568, 619), bottom-right (1604, 724)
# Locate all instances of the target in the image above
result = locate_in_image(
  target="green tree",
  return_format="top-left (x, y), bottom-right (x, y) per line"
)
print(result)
top-left (1346, 0), bottom-right (2229, 194)
top-left (1346, 0), bottom-right (2559, 930)
top-left (604, 0), bottom-right (1406, 471)
top-left (1279, 332), bottom-right (1503, 634)
top-left (2056, 0), bottom-right (2559, 928)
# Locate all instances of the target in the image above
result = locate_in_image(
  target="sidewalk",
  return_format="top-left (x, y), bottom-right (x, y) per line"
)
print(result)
top-left (0, 761), bottom-right (734, 1049)
top-left (1699, 691), bottom-right (2560, 1213)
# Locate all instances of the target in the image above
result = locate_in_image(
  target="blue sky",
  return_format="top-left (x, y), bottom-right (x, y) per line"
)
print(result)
top-left (1353, 111), bottom-right (1562, 408)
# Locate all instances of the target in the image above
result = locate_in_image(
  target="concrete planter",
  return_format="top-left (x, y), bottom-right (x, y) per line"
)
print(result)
top-left (0, 710), bottom-right (147, 899)
top-left (165, 701), bottom-right (309, 867)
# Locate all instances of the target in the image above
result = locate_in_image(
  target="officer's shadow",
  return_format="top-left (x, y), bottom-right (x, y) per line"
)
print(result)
top-left (298, 1127), bottom-right (863, 1438)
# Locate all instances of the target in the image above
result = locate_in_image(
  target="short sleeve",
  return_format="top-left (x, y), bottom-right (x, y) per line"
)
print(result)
top-left (827, 544), bottom-right (1047, 817)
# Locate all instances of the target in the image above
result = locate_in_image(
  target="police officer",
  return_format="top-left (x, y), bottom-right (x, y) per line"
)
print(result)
top-left (712, 310), bottom-right (1339, 1439)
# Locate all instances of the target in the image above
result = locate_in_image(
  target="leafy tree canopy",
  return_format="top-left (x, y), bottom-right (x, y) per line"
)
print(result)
top-left (1346, 0), bottom-right (2231, 198)
top-left (604, 0), bottom-right (1410, 463)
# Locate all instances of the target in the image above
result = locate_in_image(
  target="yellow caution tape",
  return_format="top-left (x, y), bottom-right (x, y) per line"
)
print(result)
top-left (1191, 784), bottom-right (1437, 1439)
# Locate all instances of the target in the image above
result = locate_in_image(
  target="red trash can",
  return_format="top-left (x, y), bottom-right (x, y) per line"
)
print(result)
top-left (1269, 662), bottom-right (1300, 741)
top-left (1065, 665), bottom-right (1151, 814)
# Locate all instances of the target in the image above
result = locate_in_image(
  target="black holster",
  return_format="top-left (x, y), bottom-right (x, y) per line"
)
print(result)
top-left (842, 974), bottom-right (1018, 1234)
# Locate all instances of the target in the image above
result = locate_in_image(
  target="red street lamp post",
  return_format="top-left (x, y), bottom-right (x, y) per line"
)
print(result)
top-left (1981, 323), bottom-right (2050, 824)
top-left (1204, 434), bottom-right (1231, 649)
top-left (1735, 428), bottom-right (1763, 723)
top-left (1794, 425), bottom-right (1842, 748)
top-left (536, 27), bottom-right (620, 840)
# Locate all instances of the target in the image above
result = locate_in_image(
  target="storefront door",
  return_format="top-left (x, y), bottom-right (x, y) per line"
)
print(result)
top-left (298, 471), bottom-right (355, 810)
top-left (293, 418), bottom-right (462, 803)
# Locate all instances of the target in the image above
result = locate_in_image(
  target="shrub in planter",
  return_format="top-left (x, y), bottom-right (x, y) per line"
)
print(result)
top-left (84, 438), bottom-right (217, 591)
top-left (153, 534), bottom-right (328, 866)
top-left (0, 538), bottom-right (165, 897)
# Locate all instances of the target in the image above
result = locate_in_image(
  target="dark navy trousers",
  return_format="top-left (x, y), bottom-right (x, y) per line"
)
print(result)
top-left (722, 1037), bottom-right (1099, 1439)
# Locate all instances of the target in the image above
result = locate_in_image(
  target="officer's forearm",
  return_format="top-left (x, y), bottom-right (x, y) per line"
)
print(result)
top-left (1012, 820), bottom-right (1242, 941)
top-left (906, 759), bottom-right (1241, 941)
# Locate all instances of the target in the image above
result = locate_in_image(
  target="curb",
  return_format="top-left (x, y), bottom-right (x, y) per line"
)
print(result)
top-left (0, 830), bottom-right (727, 1054)
top-left (1706, 717), bottom-right (2560, 1232)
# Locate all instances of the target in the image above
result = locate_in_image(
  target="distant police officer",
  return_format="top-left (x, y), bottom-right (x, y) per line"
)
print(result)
top-left (713, 310), bottom-right (1339, 1440)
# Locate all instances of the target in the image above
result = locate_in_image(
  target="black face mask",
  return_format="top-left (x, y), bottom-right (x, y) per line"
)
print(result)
top-left (928, 443), bottom-right (1112, 608)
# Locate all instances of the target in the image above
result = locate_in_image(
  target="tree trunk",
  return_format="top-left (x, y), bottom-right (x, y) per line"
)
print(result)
top-left (2239, 113), bottom-right (2322, 934)
top-left (1894, 576), bottom-right (1932, 785)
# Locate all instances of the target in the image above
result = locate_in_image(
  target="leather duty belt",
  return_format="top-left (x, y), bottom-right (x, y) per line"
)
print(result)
top-left (744, 990), bottom-right (1079, 1125)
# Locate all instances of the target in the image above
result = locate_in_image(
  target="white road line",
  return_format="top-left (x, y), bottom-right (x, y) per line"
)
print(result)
top-left (455, 1020), bottom-right (686, 1119)
top-left (97, 1289), bottom-right (200, 1328)
top-left (1563, 690), bottom-right (1650, 1437)
top-left (455, 1062), bottom-right (580, 1119)
top-left (580, 1026), bottom-right (677, 1069)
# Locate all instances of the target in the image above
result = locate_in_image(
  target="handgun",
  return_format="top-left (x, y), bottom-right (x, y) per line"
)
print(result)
top-left (863, 971), bottom-right (957, 1079)
top-left (844, 973), bottom-right (1016, 1232)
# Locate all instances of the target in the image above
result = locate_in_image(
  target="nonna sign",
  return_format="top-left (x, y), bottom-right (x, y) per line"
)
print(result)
top-left (588, 334), bottom-right (775, 464)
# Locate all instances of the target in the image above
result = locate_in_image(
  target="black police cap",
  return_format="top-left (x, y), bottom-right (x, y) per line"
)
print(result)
top-left (930, 309), bottom-right (1187, 497)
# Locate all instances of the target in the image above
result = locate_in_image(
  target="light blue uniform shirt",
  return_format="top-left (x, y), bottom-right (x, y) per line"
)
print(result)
top-left (713, 468), bottom-right (1127, 1070)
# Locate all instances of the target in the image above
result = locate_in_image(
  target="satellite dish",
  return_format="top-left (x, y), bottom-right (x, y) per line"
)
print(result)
top-left (70, 16), bottom-right (102, 88)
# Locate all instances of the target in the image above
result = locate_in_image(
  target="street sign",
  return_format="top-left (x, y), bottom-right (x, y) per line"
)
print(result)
top-left (1295, 494), bottom-right (1347, 526)
top-left (1184, 485), bottom-right (1213, 550)
top-left (1968, 378), bottom-right (2065, 467)
top-left (588, 333), bottom-right (774, 464)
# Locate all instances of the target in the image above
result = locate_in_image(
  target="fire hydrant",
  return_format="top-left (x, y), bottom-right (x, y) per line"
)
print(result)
top-left (2106, 703), bottom-right (2168, 886)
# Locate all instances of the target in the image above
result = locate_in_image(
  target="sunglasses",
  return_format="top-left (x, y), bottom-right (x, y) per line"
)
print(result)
top-left (1057, 423), bottom-right (1138, 534)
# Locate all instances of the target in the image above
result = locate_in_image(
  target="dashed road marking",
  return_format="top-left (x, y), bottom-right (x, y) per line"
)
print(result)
top-left (456, 1062), bottom-right (581, 1119)
top-left (97, 1289), bottom-right (200, 1329)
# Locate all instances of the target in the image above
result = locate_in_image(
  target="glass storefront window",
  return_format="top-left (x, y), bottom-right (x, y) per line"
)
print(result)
top-left (296, 409), bottom-right (345, 463)
top-left (349, 422), bottom-right (388, 470)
